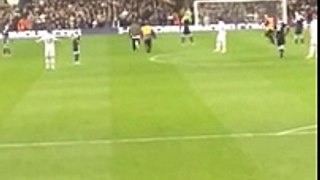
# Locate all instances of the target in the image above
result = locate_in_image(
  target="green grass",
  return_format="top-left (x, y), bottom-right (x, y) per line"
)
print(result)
top-left (0, 30), bottom-right (317, 180)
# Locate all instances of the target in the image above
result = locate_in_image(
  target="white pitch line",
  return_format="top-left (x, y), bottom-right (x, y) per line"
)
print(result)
top-left (0, 129), bottom-right (316, 150)
top-left (277, 125), bottom-right (317, 135)
top-left (149, 54), bottom-right (274, 67)
top-left (149, 53), bottom-right (315, 68)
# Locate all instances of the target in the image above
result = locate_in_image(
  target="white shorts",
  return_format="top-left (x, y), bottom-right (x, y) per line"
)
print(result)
top-left (278, 45), bottom-right (285, 50)
top-left (45, 48), bottom-right (55, 58)
top-left (132, 35), bottom-right (141, 39)
top-left (217, 34), bottom-right (226, 43)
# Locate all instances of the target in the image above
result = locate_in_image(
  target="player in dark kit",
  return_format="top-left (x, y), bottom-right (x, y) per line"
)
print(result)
top-left (129, 21), bottom-right (141, 52)
top-left (181, 17), bottom-right (194, 45)
top-left (71, 32), bottom-right (81, 64)
top-left (294, 12), bottom-right (305, 44)
top-left (274, 20), bottom-right (289, 58)
top-left (2, 23), bottom-right (11, 56)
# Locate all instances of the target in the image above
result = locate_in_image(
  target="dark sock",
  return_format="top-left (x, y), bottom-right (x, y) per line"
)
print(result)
top-left (295, 39), bottom-right (298, 44)
top-left (3, 48), bottom-right (9, 55)
top-left (181, 37), bottom-right (185, 43)
top-left (301, 38), bottom-right (304, 44)
top-left (190, 37), bottom-right (194, 43)
top-left (132, 39), bottom-right (137, 51)
top-left (280, 49), bottom-right (284, 58)
top-left (74, 54), bottom-right (79, 61)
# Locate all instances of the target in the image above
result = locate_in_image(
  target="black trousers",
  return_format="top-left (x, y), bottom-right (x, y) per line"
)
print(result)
top-left (265, 30), bottom-right (274, 44)
top-left (131, 38), bottom-right (140, 51)
top-left (144, 39), bottom-right (152, 53)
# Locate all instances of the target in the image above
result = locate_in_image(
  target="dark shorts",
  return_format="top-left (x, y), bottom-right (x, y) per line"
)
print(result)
top-left (73, 47), bottom-right (79, 51)
top-left (295, 28), bottom-right (303, 35)
top-left (183, 29), bottom-right (192, 35)
top-left (277, 38), bottom-right (285, 46)
top-left (73, 46), bottom-right (80, 54)
top-left (144, 38), bottom-right (152, 45)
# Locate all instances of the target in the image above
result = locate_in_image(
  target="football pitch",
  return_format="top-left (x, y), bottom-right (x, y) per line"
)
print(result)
top-left (0, 30), bottom-right (317, 180)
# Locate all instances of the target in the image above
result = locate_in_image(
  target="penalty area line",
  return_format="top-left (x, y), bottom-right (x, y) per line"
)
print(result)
top-left (0, 129), bottom-right (316, 150)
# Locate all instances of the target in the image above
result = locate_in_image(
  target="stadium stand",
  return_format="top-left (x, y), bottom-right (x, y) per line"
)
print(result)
top-left (0, 0), bottom-right (317, 30)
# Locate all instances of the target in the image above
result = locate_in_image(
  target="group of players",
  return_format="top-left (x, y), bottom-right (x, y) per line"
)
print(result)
top-left (1, 11), bottom-right (318, 70)
top-left (128, 13), bottom-right (227, 54)
top-left (264, 12), bottom-right (318, 59)
top-left (35, 30), bottom-right (81, 70)
top-left (128, 12), bottom-right (317, 60)
top-left (1, 24), bottom-right (81, 70)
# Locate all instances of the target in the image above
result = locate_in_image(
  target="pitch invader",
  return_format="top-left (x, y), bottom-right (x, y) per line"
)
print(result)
top-left (306, 14), bottom-right (317, 59)
top-left (71, 32), bottom-right (81, 64)
top-left (294, 11), bottom-right (305, 44)
top-left (129, 20), bottom-right (141, 52)
top-left (180, 17), bottom-right (194, 45)
top-left (264, 14), bottom-right (275, 44)
top-left (36, 30), bottom-right (59, 70)
top-left (141, 21), bottom-right (156, 53)
top-left (214, 17), bottom-right (227, 53)
top-left (2, 23), bottom-right (11, 56)
top-left (274, 20), bottom-right (289, 59)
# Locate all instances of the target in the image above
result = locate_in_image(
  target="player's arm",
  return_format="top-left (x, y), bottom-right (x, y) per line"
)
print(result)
top-left (35, 37), bottom-right (43, 43)
top-left (54, 36), bottom-right (61, 42)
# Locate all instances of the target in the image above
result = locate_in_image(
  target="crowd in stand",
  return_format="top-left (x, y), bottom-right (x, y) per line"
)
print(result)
top-left (195, 0), bottom-right (317, 25)
top-left (197, 1), bottom-right (283, 24)
top-left (0, 0), bottom-right (317, 31)
top-left (0, 0), bottom-right (182, 30)
top-left (287, 0), bottom-right (317, 23)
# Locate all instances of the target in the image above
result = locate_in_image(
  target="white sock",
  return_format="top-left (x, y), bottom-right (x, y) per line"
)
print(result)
top-left (51, 59), bottom-right (55, 70)
top-left (308, 46), bottom-right (315, 58)
top-left (222, 42), bottom-right (226, 53)
top-left (45, 58), bottom-right (50, 70)
top-left (215, 42), bottom-right (220, 51)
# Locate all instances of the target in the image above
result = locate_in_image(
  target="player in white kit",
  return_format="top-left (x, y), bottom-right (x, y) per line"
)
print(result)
top-left (36, 30), bottom-right (59, 70)
top-left (306, 14), bottom-right (317, 59)
top-left (214, 17), bottom-right (227, 53)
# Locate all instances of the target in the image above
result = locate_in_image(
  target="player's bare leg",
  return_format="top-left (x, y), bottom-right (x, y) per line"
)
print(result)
top-left (295, 34), bottom-right (304, 44)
